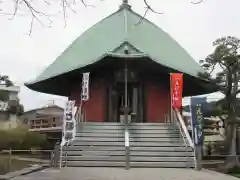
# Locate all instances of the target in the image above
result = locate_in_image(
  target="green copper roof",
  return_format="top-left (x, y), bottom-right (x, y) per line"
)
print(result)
top-left (26, 4), bottom-right (204, 86)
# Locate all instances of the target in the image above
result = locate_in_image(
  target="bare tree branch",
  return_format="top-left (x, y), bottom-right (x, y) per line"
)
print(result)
top-left (79, 0), bottom-right (95, 8)
top-left (143, 0), bottom-right (164, 15)
top-left (11, 0), bottom-right (20, 20)
top-left (191, 0), bottom-right (204, 4)
top-left (2, 0), bottom-right (205, 34)
top-left (135, 0), bottom-right (163, 25)
top-left (135, 7), bottom-right (149, 25)
top-left (1, 0), bottom-right (95, 34)
top-left (81, 0), bottom-right (87, 7)
top-left (21, 0), bottom-right (52, 35)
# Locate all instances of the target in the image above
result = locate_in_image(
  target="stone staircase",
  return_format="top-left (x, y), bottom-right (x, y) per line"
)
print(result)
top-left (63, 123), bottom-right (126, 167)
top-left (61, 122), bottom-right (195, 168)
top-left (129, 123), bottom-right (195, 168)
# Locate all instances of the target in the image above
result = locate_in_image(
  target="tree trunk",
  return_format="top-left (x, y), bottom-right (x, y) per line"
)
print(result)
top-left (237, 125), bottom-right (240, 154)
top-left (219, 72), bottom-right (240, 172)
top-left (218, 122), bottom-right (240, 172)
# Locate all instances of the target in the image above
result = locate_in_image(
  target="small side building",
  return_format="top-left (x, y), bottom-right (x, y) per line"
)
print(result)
top-left (20, 105), bottom-right (64, 130)
top-left (0, 85), bottom-right (20, 129)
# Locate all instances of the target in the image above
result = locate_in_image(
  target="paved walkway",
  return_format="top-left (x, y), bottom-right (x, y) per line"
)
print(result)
top-left (11, 167), bottom-right (239, 180)
top-left (12, 156), bottom-right (50, 164)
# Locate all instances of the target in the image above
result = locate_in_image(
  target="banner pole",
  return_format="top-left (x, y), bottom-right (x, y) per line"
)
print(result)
top-left (59, 101), bottom-right (67, 169)
top-left (79, 99), bottom-right (83, 124)
top-left (170, 73), bottom-right (173, 123)
top-left (79, 73), bottom-right (83, 124)
top-left (59, 144), bottom-right (63, 168)
top-left (189, 98), bottom-right (196, 169)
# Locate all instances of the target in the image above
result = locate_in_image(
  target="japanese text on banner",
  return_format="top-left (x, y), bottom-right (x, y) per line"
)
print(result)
top-left (61, 100), bottom-right (76, 146)
top-left (190, 97), bottom-right (204, 146)
top-left (171, 73), bottom-right (183, 109)
top-left (81, 72), bottom-right (90, 101)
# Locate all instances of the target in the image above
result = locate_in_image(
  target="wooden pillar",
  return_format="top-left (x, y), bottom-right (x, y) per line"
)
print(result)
top-left (138, 84), bottom-right (144, 123)
top-left (131, 87), bottom-right (138, 122)
top-left (112, 88), bottom-right (118, 122)
top-left (108, 86), bottom-right (112, 122)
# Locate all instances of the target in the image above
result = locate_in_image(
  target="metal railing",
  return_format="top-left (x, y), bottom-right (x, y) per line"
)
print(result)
top-left (0, 149), bottom-right (53, 175)
top-left (62, 145), bottom-right (68, 167)
top-left (173, 108), bottom-right (193, 148)
top-left (173, 111), bottom-right (192, 167)
top-left (124, 114), bottom-right (130, 170)
top-left (172, 108), bottom-right (195, 168)
top-left (125, 126), bottom-right (130, 169)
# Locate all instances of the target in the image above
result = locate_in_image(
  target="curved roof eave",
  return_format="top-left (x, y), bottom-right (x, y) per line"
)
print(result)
top-left (24, 53), bottom-right (110, 86)
top-left (25, 51), bottom-right (201, 88)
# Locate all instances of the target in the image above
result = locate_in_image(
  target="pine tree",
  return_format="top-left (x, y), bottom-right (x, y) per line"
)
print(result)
top-left (199, 36), bottom-right (240, 171)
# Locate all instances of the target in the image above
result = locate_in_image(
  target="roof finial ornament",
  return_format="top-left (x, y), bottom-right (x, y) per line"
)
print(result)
top-left (120, 0), bottom-right (131, 9)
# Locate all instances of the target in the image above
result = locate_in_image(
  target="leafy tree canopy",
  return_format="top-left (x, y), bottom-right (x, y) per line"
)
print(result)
top-left (199, 36), bottom-right (240, 122)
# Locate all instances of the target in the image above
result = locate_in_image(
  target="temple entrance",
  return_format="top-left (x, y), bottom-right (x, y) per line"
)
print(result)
top-left (107, 82), bottom-right (145, 123)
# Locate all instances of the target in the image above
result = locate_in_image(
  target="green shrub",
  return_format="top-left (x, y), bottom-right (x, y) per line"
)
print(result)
top-left (20, 131), bottom-right (47, 150)
top-left (0, 128), bottom-right (48, 150)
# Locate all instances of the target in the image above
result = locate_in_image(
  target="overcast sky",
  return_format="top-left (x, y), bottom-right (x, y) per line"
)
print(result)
top-left (0, 0), bottom-right (238, 110)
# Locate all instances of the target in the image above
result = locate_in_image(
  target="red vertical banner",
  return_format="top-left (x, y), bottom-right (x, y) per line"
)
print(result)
top-left (171, 73), bottom-right (183, 109)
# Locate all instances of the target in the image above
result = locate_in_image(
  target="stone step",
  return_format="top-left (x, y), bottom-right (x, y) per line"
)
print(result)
top-left (130, 156), bottom-right (194, 162)
top-left (76, 129), bottom-right (180, 134)
top-left (64, 145), bottom-right (192, 152)
top-left (66, 150), bottom-right (194, 157)
top-left (64, 156), bottom-right (194, 162)
top-left (80, 122), bottom-right (177, 127)
top-left (130, 146), bottom-right (193, 152)
top-left (74, 137), bottom-right (125, 142)
top-left (74, 137), bottom-right (183, 142)
top-left (75, 132), bottom-right (182, 138)
top-left (63, 146), bottom-right (125, 151)
top-left (129, 123), bottom-right (177, 127)
top-left (75, 132), bottom-right (124, 137)
top-left (72, 141), bottom-right (124, 146)
top-left (71, 141), bottom-right (186, 147)
top-left (76, 129), bottom-right (125, 133)
top-left (66, 161), bottom-right (126, 167)
top-left (79, 125), bottom-right (178, 130)
top-left (66, 161), bottom-right (194, 168)
top-left (130, 161), bottom-right (194, 168)
top-left (66, 151), bottom-right (126, 156)
top-left (63, 156), bottom-right (125, 161)
top-left (130, 151), bottom-right (194, 157)
top-left (129, 142), bottom-right (187, 147)
top-left (130, 137), bottom-right (183, 142)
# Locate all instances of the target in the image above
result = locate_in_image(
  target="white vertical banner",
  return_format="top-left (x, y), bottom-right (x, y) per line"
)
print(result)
top-left (62, 100), bottom-right (77, 143)
top-left (60, 100), bottom-right (77, 168)
top-left (81, 72), bottom-right (90, 101)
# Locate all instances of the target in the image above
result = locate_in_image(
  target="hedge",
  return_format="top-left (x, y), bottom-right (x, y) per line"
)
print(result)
top-left (0, 127), bottom-right (49, 150)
